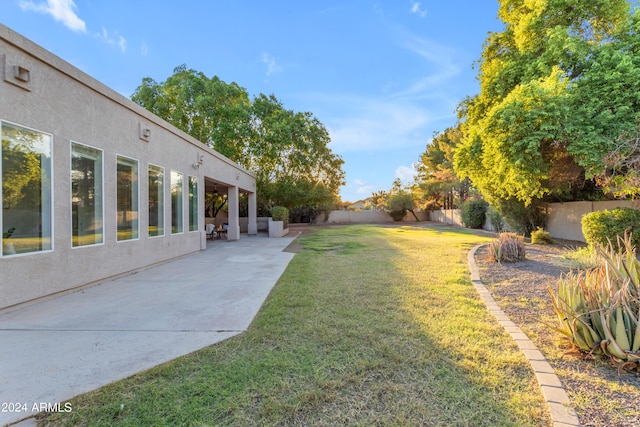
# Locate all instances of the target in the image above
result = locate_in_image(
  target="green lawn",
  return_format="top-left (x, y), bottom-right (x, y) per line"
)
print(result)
top-left (40, 224), bottom-right (551, 426)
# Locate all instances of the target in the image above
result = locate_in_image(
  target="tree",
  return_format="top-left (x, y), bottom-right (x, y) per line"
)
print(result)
top-left (248, 94), bottom-right (345, 213)
top-left (373, 179), bottom-right (420, 221)
top-left (132, 65), bottom-right (252, 161)
top-left (131, 67), bottom-right (345, 214)
top-left (454, 0), bottom-right (632, 209)
top-left (564, 11), bottom-right (640, 197)
top-left (414, 127), bottom-right (470, 210)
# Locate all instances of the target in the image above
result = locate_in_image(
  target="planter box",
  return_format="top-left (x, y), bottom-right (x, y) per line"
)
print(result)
top-left (268, 218), bottom-right (289, 237)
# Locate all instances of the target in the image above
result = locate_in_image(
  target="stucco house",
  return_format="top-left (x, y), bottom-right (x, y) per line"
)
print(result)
top-left (0, 24), bottom-right (258, 310)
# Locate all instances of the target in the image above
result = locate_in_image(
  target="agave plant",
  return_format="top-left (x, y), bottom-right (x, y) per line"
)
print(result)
top-left (548, 234), bottom-right (640, 370)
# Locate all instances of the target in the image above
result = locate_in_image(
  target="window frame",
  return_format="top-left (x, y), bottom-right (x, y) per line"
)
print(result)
top-left (70, 141), bottom-right (104, 248)
top-left (148, 163), bottom-right (165, 238)
top-left (1, 120), bottom-right (54, 257)
top-left (116, 154), bottom-right (140, 242)
top-left (188, 175), bottom-right (199, 233)
top-left (170, 170), bottom-right (183, 235)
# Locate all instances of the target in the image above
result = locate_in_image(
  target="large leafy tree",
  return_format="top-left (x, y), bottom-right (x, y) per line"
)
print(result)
top-left (454, 0), bottom-right (632, 207)
top-left (565, 10), bottom-right (640, 197)
top-left (131, 66), bottom-right (344, 214)
top-left (248, 94), bottom-right (345, 211)
top-left (132, 65), bottom-right (252, 161)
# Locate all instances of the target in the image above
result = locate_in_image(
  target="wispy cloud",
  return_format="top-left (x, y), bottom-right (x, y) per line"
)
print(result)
top-left (322, 94), bottom-right (440, 152)
top-left (19, 0), bottom-right (86, 32)
top-left (352, 178), bottom-right (376, 196)
top-left (304, 33), bottom-right (462, 154)
top-left (261, 52), bottom-right (283, 78)
top-left (394, 36), bottom-right (460, 99)
top-left (410, 1), bottom-right (427, 18)
top-left (19, 0), bottom-right (128, 54)
top-left (395, 165), bottom-right (417, 182)
top-left (97, 27), bottom-right (127, 53)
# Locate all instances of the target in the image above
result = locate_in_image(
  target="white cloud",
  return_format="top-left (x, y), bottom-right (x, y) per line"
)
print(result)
top-left (314, 92), bottom-right (452, 153)
top-left (395, 165), bottom-right (417, 182)
top-left (261, 52), bottom-right (283, 78)
top-left (410, 1), bottom-right (427, 18)
top-left (394, 36), bottom-right (460, 99)
top-left (340, 179), bottom-right (379, 202)
top-left (19, 0), bottom-right (86, 32)
top-left (96, 27), bottom-right (127, 53)
top-left (301, 34), bottom-right (461, 154)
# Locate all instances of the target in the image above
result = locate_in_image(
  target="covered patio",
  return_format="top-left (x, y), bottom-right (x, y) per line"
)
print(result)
top-left (203, 176), bottom-right (257, 242)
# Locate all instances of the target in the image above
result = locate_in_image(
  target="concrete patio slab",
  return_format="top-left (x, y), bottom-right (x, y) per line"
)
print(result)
top-left (0, 233), bottom-right (298, 426)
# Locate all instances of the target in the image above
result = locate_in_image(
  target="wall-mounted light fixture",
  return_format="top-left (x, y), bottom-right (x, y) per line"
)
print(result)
top-left (139, 122), bottom-right (151, 142)
top-left (3, 54), bottom-right (32, 91)
top-left (13, 65), bottom-right (30, 82)
top-left (193, 153), bottom-right (204, 169)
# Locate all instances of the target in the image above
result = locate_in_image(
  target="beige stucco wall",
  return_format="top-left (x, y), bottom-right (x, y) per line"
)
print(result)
top-left (429, 202), bottom-right (639, 242)
top-left (0, 24), bottom-right (256, 309)
top-left (544, 200), bottom-right (640, 242)
top-left (321, 210), bottom-right (428, 224)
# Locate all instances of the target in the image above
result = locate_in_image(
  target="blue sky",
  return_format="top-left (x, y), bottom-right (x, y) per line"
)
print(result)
top-left (3, 0), bottom-right (503, 202)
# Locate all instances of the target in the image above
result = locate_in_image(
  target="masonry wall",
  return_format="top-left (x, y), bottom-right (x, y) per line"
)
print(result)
top-left (0, 24), bottom-right (256, 309)
top-left (320, 210), bottom-right (429, 224)
top-left (429, 200), bottom-right (639, 242)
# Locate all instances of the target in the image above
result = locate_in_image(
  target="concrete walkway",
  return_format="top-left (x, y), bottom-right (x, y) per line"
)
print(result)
top-left (0, 233), bottom-right (298, 426)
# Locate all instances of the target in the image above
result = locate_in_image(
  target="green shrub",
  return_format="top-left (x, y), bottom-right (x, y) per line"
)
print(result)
top-left (582, 208), bottom-right (640, 251)
top-left (549, 235), bottom-right (640, 368)
top-left (461, 198), bottom-right (488, 229)
top-left (388, 210), bottom-right (406, 221)
top-left (486, 207), bottom-right (505, 232)
top-left (488, 232), bottom-right (526, 263)
top-left (270, 206), bottom-right (289, 227)
top-left (494, 198), bottom-right (545, 236)
top-left (385, 193), bottom-right (414, 222)
top-left (531, 227), bottom-right (553, 244)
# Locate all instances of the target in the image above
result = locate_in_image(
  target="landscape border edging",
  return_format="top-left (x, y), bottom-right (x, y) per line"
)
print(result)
top-left (468, 244), bottom-right (580, 427)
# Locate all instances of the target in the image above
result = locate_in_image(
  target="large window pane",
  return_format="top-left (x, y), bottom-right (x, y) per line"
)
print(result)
top-left (188, 176), bottom-right (198, 232)
top-left (116, 155), bottom-right (139, 241)
top-left (71, 142), bottom-right (103, 247)
top-left (171, 171), bottom-right (183, 234)
top-left (148, 164), bottom-right (164, 237)
top-left (1, 122), bottom-right (52, 256)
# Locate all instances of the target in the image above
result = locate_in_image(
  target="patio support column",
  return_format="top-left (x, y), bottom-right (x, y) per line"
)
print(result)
top-left (248, 191), bottom-right (257, 235)
top-left (227, 185), bottom-right (240, 240)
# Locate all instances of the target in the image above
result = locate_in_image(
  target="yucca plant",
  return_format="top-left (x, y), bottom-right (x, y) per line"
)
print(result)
top-left (488, 232), bottom-right (526, 263)
top-left (548, 234), bottom-right (640, 370)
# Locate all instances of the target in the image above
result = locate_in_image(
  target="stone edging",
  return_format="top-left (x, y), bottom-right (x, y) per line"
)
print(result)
top-left (468, 244), bottom-right (580, 427)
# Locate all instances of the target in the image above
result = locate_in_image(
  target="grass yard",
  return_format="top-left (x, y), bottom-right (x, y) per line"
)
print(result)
top-left (40, 224), bottom-right (551, 426)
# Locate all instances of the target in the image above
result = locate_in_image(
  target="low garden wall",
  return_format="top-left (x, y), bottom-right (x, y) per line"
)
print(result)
top-left (320, 210), bottom-right (429, 224)
top-left (429, 200), bottom-right (640, 242)
top-left (544, 200), bottom-right (639, 242)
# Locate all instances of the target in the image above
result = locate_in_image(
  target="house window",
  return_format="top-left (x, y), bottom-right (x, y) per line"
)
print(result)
top-left (148, 164), bottom-right (164, 237)
top-left (71, 142), bottom-right (103, 247)
top-left (1, 121), bottom-right (52, 256)
top-left (171, 171), bottom-right (183, 234)
top-left (116, 155), bottom-right (139, 241)
top-left (188, 176), bottom-right (198, 232)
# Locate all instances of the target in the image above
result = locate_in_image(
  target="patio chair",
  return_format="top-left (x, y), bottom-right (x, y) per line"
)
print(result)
top-left (219, 223), bottom-right (228, 240)
top-left (205, 223), bottom-right (215, 240)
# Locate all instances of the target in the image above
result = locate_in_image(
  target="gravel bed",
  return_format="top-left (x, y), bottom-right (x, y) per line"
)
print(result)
top-left (476, 243), bottom-right (640, 427)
